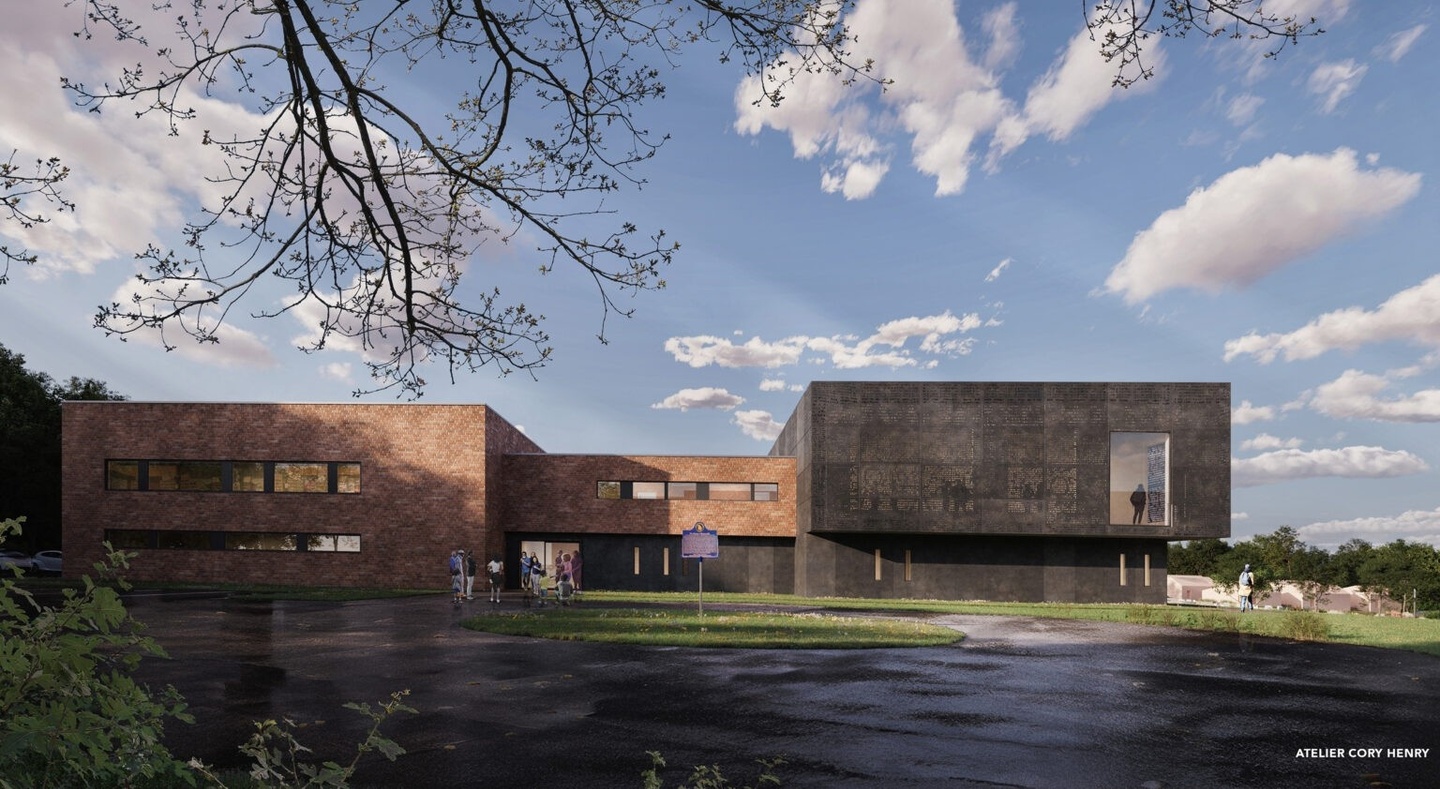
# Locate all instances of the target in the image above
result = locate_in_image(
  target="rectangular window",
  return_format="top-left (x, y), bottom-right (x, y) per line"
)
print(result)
top-left (753, 483), bottom-right (780, 502)
top-left (336, 463), bottom-right (361, 494)
top-left (1144, 554), bottom-right (1152, 587)
top-left (225, 532), bottom-right (297, 551)
top-left (233, 462), bottom-right (266, 492)
top-left (874, 549), bottom-right (883, 581)
top-left (274, 462), bottom-right (328, 493)
top-left (632, 482), bottom-right (665, 500)
top-left (597, 481), bottom-right (621, 500)
top-left (156, 530), bottom-right (211, 550)
top-left (633, 546), bottom-right (641, 575)
top-left (106, 461), bottom-right (140, 491)
top-left (663, 547), bottom-right (671, 576)
top-left (336, 535), bottom-right (361, 553)
top-left (709, 483), bottom-right (752, 501)
top-left (177, 462), bottom-right (223, 491)
top-left (667, 482), bottom-right (698, 500)
top-left (904, 549), bottom-right (913, 582)
top-left (1120, 553), bottom-right (1128, 586)
top-left (104, 529), bottom-right (150, 549)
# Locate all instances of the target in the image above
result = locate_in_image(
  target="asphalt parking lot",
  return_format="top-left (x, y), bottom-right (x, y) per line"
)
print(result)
top-left (124, 593), bottom-right (1439, 788)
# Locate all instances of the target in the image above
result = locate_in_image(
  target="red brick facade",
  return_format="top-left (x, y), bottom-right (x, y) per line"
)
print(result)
top-left (61, 402), bottom-right (541, 589)
top-left (60, 403), bottom-right (795, 590)
top-left (500, 454), bottom-right (797, 538)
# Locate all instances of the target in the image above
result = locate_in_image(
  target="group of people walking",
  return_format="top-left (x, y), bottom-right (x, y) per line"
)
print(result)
top-left (448, 549), bottom-right (505, 606)
top-left (447, 548), bottom-right (582, 606)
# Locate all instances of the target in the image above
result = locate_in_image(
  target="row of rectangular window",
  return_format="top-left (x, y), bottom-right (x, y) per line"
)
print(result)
top-left (106, 460), bottom-right (361, 494)
top-left (597, 481), bottom-right (779, 501)
top-left (105, 529), bottom-right (361, 552)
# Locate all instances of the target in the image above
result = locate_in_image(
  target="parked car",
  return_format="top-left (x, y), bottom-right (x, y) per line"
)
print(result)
top-left (0, 550), bottom-right (32, 571)
top-left (31, 550), bottom-right (63, 575)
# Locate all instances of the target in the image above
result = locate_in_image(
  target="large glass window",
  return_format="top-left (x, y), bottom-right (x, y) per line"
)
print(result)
top-left (632, 481), bottom-right (666, 500)
top-left (597, 481), bottom-right (621, 500)
top-left (753, 483), bottom-right (780, 502)
top-left (336, 463), bottom-right (361, 494)
top-left (1109, 432), bottom-right (1170, 525)
top-left (226, 532), bottom-right (297, 551)
top-left (156, 531), bottom-right (211, 550)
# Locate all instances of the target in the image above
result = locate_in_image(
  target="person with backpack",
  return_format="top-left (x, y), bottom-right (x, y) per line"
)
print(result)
top-left (1238, 564), bottom-right (1255, 612)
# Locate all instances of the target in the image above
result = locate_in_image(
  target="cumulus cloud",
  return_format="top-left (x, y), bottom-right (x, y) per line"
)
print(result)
top-left (666, 311), bottom-right (988, 371)
top-left (1240, 433), bottom-right (1303, 451)
top-left (1232, 512), bottom-right (1250, 521)
top-left (1299, 507), bottom-right (1440, 549)
top-left (1307, 368), bottom-right (1440, 422)
top-left (651, 387), bottom-right (746, 412)
top-left (733, 410), bottom-right (784, 442)
top-left (1307, 59), bottom-right (1367, 113)
top-left (103, 279), bottom-right (276, 369)
top-left (1231, 400), bottom-right (1276, 425)
top-left (739, 0), bottom-right (1149, 199)
top-left (319, 362), bottom-right (353, 382)
top-left (1224, 274), bottom-right (1440, 364)
top-left (1231, 446), bottom-right (1429, 488)
top-left (1104, 149), bottom-right (1421, 303)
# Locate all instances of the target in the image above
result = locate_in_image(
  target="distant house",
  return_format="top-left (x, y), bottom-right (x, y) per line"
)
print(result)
top-left (63, 381), bottom-right (1232, 604)
top-left (1166, 576), bottom-right (1401, 613)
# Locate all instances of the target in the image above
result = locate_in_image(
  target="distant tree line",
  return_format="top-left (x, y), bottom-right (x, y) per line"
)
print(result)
top-left (1169, 526), bottom-right (1440, 612)
top-left (0, 342), bottom-right (124, 549)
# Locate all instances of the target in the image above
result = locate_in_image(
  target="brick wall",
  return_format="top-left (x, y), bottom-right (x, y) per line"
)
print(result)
top-left (61, 402), bottom-right (531, 590)
top-left (499, 454), bottom-right (797, 538)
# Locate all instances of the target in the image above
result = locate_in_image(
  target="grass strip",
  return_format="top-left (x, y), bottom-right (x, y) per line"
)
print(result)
top-left (461, 607), bottom-right (964, 649)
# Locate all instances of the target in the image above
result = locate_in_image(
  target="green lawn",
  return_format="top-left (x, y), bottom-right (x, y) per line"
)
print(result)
top-left (461, 606), bottom-right (964, 648)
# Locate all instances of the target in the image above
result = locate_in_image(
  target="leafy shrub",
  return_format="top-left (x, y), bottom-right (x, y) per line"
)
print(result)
top-left (1278, 610), bottom-right (1330, 642)
top-left (641, 751), bottom-right (785, 789)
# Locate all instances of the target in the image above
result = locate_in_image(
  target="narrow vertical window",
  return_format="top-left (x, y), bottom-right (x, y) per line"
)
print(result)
top-left (904, 549), bottom-right (912, 582)
top-left (1119, 553), bottom-right (1128, 586)
top-left (874, 549), bottom-right (883, 581)
top-left (1144, 554), bottom-right (1152, 587)
top-left (633, 546), bottom-right (641, 575)
top-left (663, 547), bottom-right (671, 576)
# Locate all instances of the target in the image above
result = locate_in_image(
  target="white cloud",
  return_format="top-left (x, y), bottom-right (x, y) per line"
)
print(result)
top-left (664, 335), bottom-right (810, 369)
top-left (1225, 93), bottom-right (1265, 126)
top-left (1224, 274), bottom-right (1440, 364)
top-left (1307, 368), bottom-right (1440, 422)
top-left (1232, 512), bottom-right (1250, 521)
top-left (985, 258), bottom-right (1012, 282)
top-left (733, 409), bottom-right (784, 442)
top-left (319, 362), bottom-right (353, 383)
top-left (1104, 149), bottom-right (1421, 303)
top-left (1306, 59), bottom-right (1367, 114)
top-left (759, 378), bottom-right (789, 392)
top-left (1231, 400), bottom-right (1276, 425)
top-left (1232, 446), bottom-right (1429, 488)
top-left (1240, 433), bottom-right (1303, 451)
top-left (666, 311), bottom-right (988, 371)
top-left (650, 387), bottom-right (745, 412)
top-left (1299, 507), bottom-right (1440, 549)
top-left (980, 3), bottom-right (1021, 71)
top-left (1376, 24), bottom-right (1426, 63)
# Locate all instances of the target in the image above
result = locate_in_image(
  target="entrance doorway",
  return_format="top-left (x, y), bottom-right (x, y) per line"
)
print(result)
top-left (520, 539), bottom-right (582, 589)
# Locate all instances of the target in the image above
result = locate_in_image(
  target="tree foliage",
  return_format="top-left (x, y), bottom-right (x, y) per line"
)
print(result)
top-left (0, 344), bottom-right (124, 548)
top-left (0, 1), bottom-right (1316, 395)
top-left (0, 152), bottom-right (71, 281)
top-left (1169, 528), bottom-right (1440, 611)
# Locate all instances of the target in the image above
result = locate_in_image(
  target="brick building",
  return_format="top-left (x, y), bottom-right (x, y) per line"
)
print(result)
top-left (61, 381), bottom-right (1229, 602)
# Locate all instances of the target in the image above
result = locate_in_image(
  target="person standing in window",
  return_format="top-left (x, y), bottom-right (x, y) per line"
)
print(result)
top-left (1130, 484), bottom-right (1147, 524)
top-left (520, 551), bottom-right (532, 592)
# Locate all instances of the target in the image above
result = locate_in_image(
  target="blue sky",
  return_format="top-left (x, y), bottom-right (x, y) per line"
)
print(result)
top-left (3, 1), bottom-right (1438, 550)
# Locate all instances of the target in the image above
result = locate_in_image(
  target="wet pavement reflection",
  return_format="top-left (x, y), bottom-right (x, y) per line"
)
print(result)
top-left (125, 594), bottom-right (1440, 788)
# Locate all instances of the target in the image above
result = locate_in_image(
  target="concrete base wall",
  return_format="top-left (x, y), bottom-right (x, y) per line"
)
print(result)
top-left (796, 532), bottom-right (1167, 603)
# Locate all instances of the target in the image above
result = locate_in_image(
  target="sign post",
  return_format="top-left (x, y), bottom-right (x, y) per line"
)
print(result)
top-left (680, 522), bottom-right (719, 616)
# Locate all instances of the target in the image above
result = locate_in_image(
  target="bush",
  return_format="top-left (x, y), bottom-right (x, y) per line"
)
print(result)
top-left (1278, 610), bottom-right (1330, 642)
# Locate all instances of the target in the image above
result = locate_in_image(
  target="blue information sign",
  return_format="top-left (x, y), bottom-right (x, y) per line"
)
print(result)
top-left (681, 522), bottom-right (719, 559)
